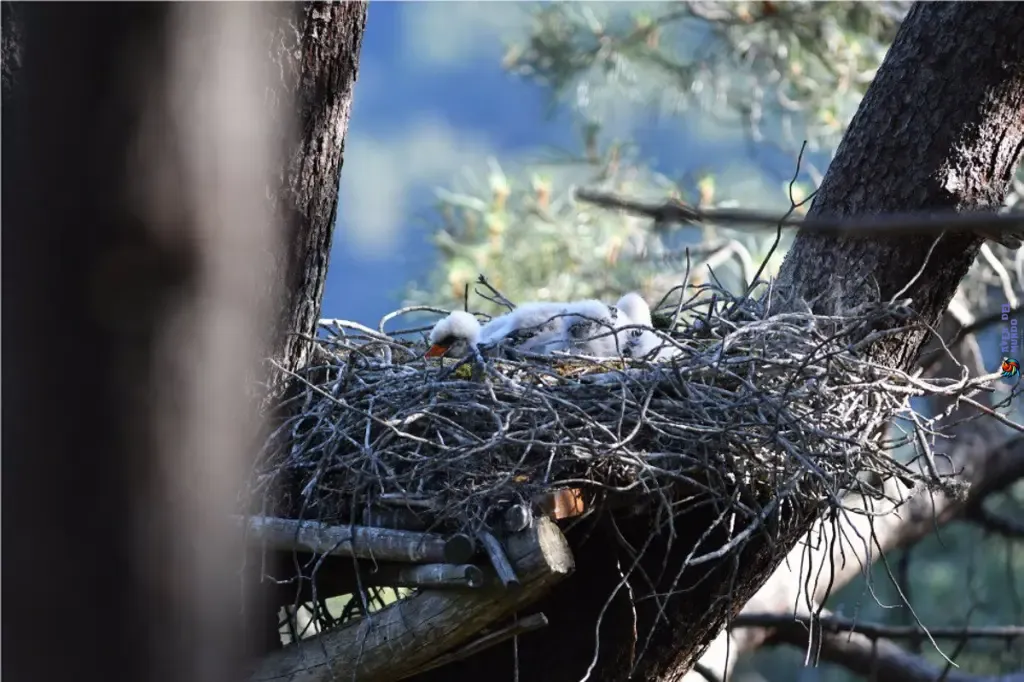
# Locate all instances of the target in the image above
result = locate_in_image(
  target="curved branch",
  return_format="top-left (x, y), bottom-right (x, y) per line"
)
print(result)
top-left (757, 609), bottom-right (1024, 682)
top-left (964, 504), bottom-right (1024, 539)
top-left (732, 613), bottom-right (1024, 643)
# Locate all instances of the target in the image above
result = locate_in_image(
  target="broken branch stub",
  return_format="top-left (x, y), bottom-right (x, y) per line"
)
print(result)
top-left (248, 516), bottom-right (574, 682)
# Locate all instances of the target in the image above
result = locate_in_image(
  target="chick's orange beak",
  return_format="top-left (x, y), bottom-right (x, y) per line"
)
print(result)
top-left (424, 344), bottom-right (449, 358)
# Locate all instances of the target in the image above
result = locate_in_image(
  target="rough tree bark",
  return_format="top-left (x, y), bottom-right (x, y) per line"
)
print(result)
top-left (774, 3), bottom-right (1024, 359)
top-left (1, 1), bottom-right (20, 100)
top-left (404, 4), bottom-right (1024, 682)
top-left (685, 3), bottom-right (1024, 680)
top-left (267, 1), bottom-right (367, 379)
top-left (235, 0), bottom-right (369, 658)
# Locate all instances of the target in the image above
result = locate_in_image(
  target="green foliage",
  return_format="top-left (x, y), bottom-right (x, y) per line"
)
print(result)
top-left (505, 2), bottom-right (907, 150)
top-left (406, 2), bottom-right (909, 314)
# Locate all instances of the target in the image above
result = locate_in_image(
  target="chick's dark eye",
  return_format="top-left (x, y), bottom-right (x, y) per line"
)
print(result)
top-left (630, 329), bottom-right (643, 338)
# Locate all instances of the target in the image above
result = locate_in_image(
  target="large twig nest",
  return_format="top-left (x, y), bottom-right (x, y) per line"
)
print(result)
top-left (249, 287), bottom-right (985, 546)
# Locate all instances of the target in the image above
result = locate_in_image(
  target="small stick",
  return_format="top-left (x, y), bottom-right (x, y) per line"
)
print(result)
top-left (374, 494), bottom-right (440, 510)
top-left (443, 533), bottom-right (477, 564)
top-left (474, 274), bottom-right (516, 312)
top-left (477, 530), bottom-right (519, 588)
top-left (365, 563), bottom-right (486, 590)
top-left (237, 515), bottom-right (450, 564)
top-left (415, 613), bottom-right (549, 674)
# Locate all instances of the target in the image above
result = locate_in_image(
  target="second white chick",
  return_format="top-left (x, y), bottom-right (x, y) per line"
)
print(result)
top-left (614, 293), bottom-right (680, 361)
top-left (492, 301), bottom-right (573, 355)
top-left (562, 299), bottom-right (630, 357)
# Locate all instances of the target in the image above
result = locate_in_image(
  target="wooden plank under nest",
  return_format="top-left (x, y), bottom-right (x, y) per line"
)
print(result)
top-left (235, 515), bottom-right (466, 564)
top-left (248, 516), bottom-right (575, 682)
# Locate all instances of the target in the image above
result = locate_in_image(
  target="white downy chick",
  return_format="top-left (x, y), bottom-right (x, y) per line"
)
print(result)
top-left (426, 303), bottom-right (572, 359)
top-left (562, 299), bottom-right (629, 357)
top-left (615, 292), bottom-right (678, 361)
top-left (425, 311), bottom-right (483, 358)
top-left (493, 301), bottom-right (573, 355)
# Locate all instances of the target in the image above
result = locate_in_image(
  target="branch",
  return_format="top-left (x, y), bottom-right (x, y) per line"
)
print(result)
top-left (755, 609), bottom-right (1024, 682)
top-left (684, 435), bottom-right (1024, 681)
top-left (237, 514), bottom-right (474, 564)
top-left (356, 563), bottom-right (486, 590)
top-left (918, 305), bottom-right (1023, 373)
top-left (963, 505), bottom-right (1024, 539)
top-left (574, 188), bottom-right (1024, 243)
top-left (248, 516), bottom-right (574, 682)
top-left (732, 613), bottom-right (1024, 642)
top-left (414, 613), bottom-right (550, 675)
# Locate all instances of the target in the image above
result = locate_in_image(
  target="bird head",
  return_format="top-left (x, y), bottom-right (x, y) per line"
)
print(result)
top-left (426, 311), bottom-right (482, 358)
top-left (615, 292), bottom-right (653, 327)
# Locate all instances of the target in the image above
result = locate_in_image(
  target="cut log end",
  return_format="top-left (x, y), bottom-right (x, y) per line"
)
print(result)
top-left (443, 533), bottom-right (477, 564)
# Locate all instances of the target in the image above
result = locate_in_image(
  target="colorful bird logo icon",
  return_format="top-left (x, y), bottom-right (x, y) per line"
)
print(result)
top-left (1001, 357), bottom-right (1020, 378)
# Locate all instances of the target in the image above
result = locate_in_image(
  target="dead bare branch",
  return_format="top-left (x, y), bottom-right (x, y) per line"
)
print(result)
top-left (756, 609), bottom-right (1024, 682)
top-left (732, 612), bottom-right (1024, 642)
top-left (414, 613), bottom-right (550, 675)
top-left (574, 188), bottom-right (1024, 244)
top-left (964, 504), bottom-right (1024, 539)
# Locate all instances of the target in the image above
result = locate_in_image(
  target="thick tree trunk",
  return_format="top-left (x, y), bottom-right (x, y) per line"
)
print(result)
top-left (2, 3), bottom-right (367, 680)
top-left (1, 1), bottom-right (20, 100)
top-left (775, 2), bottom-right (1024, 366)
top-left (269, 2), bottom-right (367, 377)
top-left (238, 0), bottom-right (369, 657)
top-left (3, 4), bottom-right (284, 681)
top-left (409, 4), bottom-right (1024, 682)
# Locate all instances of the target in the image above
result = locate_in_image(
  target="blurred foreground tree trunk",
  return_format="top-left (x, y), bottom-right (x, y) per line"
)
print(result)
top-left (2, 4), bottom-right (366, 682)
top-left (404, 4), bottom-right (1024, 682)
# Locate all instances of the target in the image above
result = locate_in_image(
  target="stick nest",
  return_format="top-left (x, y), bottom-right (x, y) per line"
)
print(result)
top-left (250, 286), bottom-right (987, 538)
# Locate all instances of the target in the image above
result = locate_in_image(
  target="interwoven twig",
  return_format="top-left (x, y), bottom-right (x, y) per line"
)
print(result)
top-left (248, 283), bottom-right (1008, 549)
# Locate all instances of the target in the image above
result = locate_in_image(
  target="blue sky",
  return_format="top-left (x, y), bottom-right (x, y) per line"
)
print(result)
top-left (324, 2), bottom-right (812, 328)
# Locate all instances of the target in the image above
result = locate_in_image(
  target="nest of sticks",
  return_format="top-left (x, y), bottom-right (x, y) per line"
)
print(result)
top-left (248, 279), bottom-right (990, 549)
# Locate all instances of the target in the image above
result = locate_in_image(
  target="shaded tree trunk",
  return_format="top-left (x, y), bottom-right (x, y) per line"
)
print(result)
top-left (3, 4), bottom-right (272, 682)
top-left (2, 3), bottom-right (366, 681)
top-left (1, 1), bottom-right (21, 100)
top-left (407, 4), bottom-right (1024, 682)
top-left (238, 1), bottom-right (370, 659)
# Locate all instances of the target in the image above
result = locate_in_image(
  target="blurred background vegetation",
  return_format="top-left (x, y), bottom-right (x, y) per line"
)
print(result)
top-left (398, 2), bottom-right (1024, 680)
